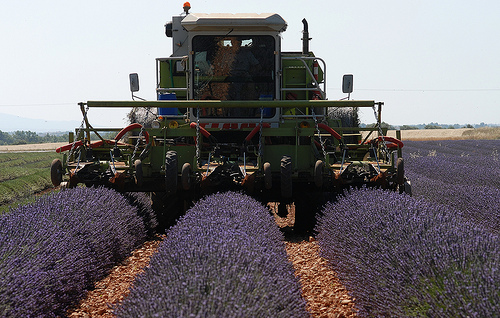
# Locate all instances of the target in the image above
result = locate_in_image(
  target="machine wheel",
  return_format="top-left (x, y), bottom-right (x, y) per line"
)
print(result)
top-left (314, 160), bottom-right (324, 188)
top-left (134, 159), bottom-right (143, 186)
top-left (396, 157), bottom-right (405, 185)
top-left (181, 162), bottom-right (191, 190)
top-left (165, 151), bottom-right (178, 195)
top-left (281, 155), bottom-right (292, 199)
top-left (294, 190), bottom-right (334, 235)
top-left (151, 191), bottom-right (193, 231)
top-left (294, 196), bottom-right (313, 235)
top-left (50, 159), bottom-right (63, 186)
top-left (277, 202), bottom-right (289, 217)
top-left (263, 162), bottom-right (272, 190)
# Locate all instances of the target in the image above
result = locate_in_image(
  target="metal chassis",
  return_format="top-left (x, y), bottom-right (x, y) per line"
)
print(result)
top-left (59, 99), bottom-right (402, 197)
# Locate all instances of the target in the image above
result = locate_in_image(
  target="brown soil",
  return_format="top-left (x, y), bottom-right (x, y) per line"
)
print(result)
top-left (272, 203), bottom-right (357, 317)
top-left (286, 239), bottom-right (357, 318)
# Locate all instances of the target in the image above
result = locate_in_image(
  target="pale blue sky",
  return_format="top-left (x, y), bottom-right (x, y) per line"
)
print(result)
top-left (1, 0), bottom-right (499, 129)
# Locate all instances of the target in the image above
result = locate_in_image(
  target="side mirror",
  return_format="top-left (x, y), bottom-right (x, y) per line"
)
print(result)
top-left (129, 73), bottom-right (140, 92)
top-left (165, 22), bottom-right (173, 37)
top-left (342, 74), bottom-right (353, 94)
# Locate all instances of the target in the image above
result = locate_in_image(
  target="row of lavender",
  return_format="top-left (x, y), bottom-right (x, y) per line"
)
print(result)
top-left (0, 188), bottom-right (156, 317)
top-left (403, 139), bottom-right (500, 234)
top-left (115, 192), bottom-right (310, 317)
top-left (315, 139), bottom-right (500, 316)
top-left (316, 187), bottom-right (499, 317)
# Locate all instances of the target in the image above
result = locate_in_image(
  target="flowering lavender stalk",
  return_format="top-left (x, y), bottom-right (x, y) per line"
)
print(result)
top-left (316, 187), bottom-right (499, 317)
top-left (116, 191), bottom-right (309, 318)
top-left (0, 187), bottom-right (154, 317)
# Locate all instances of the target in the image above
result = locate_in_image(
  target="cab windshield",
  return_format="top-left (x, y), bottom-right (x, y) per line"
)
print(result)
top-left (192, 35), bottom-right (276, 117)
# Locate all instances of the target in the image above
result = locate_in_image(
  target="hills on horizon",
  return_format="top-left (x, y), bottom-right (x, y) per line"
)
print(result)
top-left (0, 113), bottom-right (82, 133)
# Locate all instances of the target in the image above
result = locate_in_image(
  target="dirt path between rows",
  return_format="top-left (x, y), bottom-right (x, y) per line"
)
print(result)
top-left (286, 240), bottom-right (357, 317)
top-left (68, 206), bottom-right (357, 317)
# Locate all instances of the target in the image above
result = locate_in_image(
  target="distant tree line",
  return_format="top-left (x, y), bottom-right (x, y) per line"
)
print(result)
top-left (361, 122), bottom-right (480, 130)
top-left (363, 122), bottom-right (396, 130)
top-left (404, 123), bottom-right (475, 130)
top-left (0, 130), bottom-right (68, 145)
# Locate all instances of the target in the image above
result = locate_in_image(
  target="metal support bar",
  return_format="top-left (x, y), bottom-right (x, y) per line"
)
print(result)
top-left (157, 88), bottom-right (189, 92)
top-left (156, 56), bottom-right (189, 100)
top-left (377, 102), bottom-right (383, 126)
top-left (282, 114), bottom-right (325, 118)
top-left (281, 87), bottom-right (324, 91)
top-left (84, 100), bottom-right (377, 109)
top-left (281, 56), bottom-right (327, 99)
top-left (396, 130), bottom-right (403, 158)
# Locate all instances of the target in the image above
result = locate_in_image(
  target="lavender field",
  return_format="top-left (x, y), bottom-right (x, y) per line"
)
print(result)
top-left (316, 140), bottom-right (500, 317)
top-left (0, 188), bottom-right (156, 317)
top-left (404, 139), bottom-right (500, 234)
top-left (1, 140), bottom-right (498, 317)
top-left (116, 192), bottom-right (309, 317)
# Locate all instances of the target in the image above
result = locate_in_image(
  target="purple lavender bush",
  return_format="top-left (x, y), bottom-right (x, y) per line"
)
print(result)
top-left (116, 191), bottom-right (309, 318)
top-left (404, 140), bottom-right (500, 234)
top-left (123, 192), bottom-right (158, 237)
top-left (0, 187), bottom-right (154, 317)
top-left (316, 187), bottom-right (499, 317)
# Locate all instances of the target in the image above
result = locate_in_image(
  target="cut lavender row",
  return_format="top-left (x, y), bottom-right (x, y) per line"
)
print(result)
top-left (116, 191), bottom-right (309, 318)
top-left (316, 187), bottom-right (499, 317)
top-left (0, 187), bottom-right (154, 317)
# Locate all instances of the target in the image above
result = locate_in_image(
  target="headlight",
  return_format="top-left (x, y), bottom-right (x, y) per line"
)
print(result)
top-left (151, 120), bottom-right (161, 129)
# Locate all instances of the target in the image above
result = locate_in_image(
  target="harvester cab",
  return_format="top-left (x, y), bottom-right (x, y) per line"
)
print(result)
top-left (51, 4), bottom-right (411, 231)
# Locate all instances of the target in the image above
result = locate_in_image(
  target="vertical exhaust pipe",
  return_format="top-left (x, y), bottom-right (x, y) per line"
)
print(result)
top-left (302, 18), bottom-right (310, 55)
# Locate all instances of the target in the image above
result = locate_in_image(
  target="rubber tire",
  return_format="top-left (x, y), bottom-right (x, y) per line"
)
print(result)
top-left (294, 190), bottom-right (334, 235)
top-left (50, 159), bottom-right (63, 186)
top-left (280, 155), bottom-right (292, 199)
top-left (396, 157), bottom-right (405, 185)
top-left (314, 160), bottom-right (324, 188)
top-left (165, 150), bottom-right (178, 195)
top-left (277, 202), bottom-right (289, 217)
top-left (134, 159), bottom-right (143, 186)
top-left (181, 162), bottom-right (191, 190)
top-left (263, 162), bottom-right (272, 190)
